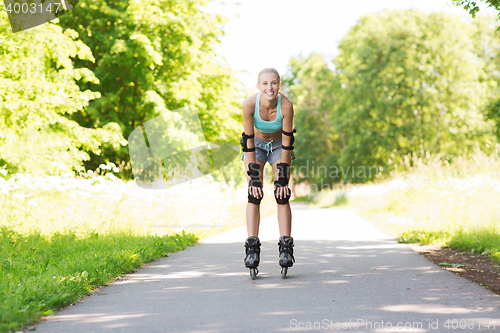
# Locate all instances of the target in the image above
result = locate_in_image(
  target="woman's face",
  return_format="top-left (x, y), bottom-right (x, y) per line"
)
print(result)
top-left (258, 73), bottom-right (281, 100)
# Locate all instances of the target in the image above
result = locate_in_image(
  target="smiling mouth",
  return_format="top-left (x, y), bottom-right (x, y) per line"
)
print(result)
top-left (265, 91), bottom-right (274, 96)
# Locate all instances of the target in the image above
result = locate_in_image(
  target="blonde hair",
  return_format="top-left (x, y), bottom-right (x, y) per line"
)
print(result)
top-left (257, 68), bottom-right (281, 86)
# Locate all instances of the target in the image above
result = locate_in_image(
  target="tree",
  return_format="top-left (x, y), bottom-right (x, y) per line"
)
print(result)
top-left (57, 0), bottom-right (243, 175)
top-left (282, 53), bottom-right (344, 185)
top-left (468, 15), bottom-right (500, 142)
top-left (452, 0), bottom-right (500, 19)
top-left (0, 3), bottom-right (125, 176)
top-left (333, 9), bottom-right (497, 181)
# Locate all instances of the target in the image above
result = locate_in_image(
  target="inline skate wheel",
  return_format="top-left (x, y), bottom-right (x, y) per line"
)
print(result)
top-left (250, 268), bottom-right (258, 280)
top-left (281, 266), bottom-right (288, 279)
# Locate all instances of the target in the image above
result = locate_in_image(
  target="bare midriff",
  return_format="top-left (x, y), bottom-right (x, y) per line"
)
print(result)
top-left (254, 127), bottom-right (282, 141)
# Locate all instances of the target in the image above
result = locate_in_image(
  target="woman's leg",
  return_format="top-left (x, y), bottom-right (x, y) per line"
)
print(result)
top-left (271, 156), bottom-right (292, 237)
top-left (244, 157), bottom-right (266, 237)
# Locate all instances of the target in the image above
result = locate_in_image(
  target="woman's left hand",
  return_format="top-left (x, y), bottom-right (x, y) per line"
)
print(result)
top-left (274, 184), bottom-right (289, 199)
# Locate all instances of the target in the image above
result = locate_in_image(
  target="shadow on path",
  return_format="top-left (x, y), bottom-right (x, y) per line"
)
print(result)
top-left (33, 207), bottom-right (500, 333)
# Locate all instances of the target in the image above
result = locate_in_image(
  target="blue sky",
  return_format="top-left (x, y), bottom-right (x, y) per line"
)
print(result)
top-left (203, 0), bottom-right (497, 91)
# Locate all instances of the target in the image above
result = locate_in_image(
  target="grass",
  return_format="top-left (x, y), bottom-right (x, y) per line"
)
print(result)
top-left (0, 168), bottom-right (276, 332)
top-left (297, 148), bottom-right (500, 261)
top-left (0, 228), bottom-right (195, 333)
top-left (449, 228), bottom-right (500, 258)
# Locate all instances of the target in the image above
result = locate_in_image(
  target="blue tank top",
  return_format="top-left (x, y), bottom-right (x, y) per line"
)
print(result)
top-left (253, 92), bottom-right (283, 133)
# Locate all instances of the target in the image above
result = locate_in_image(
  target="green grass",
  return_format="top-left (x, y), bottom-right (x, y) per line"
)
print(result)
top-left (397, 226), bottom-right (500, 259)
top-left (300, 149), bottom-right (500, 262)
top-left (399, 230), bottom-right (452, 244)
top-left (0, 173), bottom-right (268, 333)
top-left (0, 227), bottom-right (196, 332)
top-left (448, 227), bottom-right (500, 258)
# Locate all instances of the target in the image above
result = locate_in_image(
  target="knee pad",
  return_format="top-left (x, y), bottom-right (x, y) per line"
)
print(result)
top-left (247, 162), bottom-right (263, 204)
top-left (248, 190), bottom-right (264, 205)
top-left (274, 163), bottom-right (289, 187)
top-left (274, 187), bottom-right (291, 205)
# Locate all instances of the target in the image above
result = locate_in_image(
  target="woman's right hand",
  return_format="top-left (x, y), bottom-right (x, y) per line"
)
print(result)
top-left (247, 162), bottom-right (263, 199)
top-left (248, 185), bottom-right (263, 199)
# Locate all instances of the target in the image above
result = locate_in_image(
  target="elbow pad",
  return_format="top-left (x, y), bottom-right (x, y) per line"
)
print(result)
top-left (282, 129), bottom-right (296, 151)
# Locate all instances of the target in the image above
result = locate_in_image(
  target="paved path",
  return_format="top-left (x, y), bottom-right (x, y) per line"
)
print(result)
top-left (33, 204), bottom-right (500, 332)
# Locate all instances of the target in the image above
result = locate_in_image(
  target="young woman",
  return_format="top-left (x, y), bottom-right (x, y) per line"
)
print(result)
top-left (240, 68), bottom-right (296, 279)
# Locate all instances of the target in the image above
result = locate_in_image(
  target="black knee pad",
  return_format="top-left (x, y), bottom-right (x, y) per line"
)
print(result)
top-left (248, 190), bottom-right (264, 205)
top-left (274, 187), bottom-right (291, 205)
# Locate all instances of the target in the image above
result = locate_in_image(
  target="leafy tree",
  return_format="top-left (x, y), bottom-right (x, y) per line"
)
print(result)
top-left (0, 4), bottom-right (125, 176)
top-left (333, 9), bottom-right (497, 181)
top-left (282, 53), bottom-right (344, 185)
top-left (453, 0), bottom-right (500, 18)
top-left (468, 15), bottom-right (500, 142)
top-left (57, 0), bottom-right (243, 176)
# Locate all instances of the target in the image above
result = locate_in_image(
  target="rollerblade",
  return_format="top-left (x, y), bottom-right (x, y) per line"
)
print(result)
top-left (278, 236), bottom-right (295, 278)
top-left (244, 236), bottom-right (261, 280)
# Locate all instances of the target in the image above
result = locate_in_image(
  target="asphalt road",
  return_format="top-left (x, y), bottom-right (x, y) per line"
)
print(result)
top-left (32, 203), bottom-right (500, 332)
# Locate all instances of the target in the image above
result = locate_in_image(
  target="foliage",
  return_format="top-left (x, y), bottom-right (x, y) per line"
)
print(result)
top-left (282, 54), bottom-right (344, 185)
top-left (57, 0), bottom-right (243, 176)
top-left (452, 0), bottom-right (500, 19)
top-left (470, 15), bottom-right (500, 141)
top-left (286, 10), bottom-right (499, 184)
top-left (335, 10), bottom-right (498, 181)
top-left (0, 4), bottom-right (125, 176)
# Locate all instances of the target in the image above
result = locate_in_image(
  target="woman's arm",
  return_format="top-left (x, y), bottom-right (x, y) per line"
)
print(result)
top-left (242, 97), bottom-right (256, 163)
top-left (274, 96), bottom-right (294, 200)
top-left (281, 97), bottom-right (294, 165)
top-left (243, 96), bottom-right (263, 200)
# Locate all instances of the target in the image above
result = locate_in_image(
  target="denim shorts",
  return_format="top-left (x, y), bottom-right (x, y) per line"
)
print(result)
top-left (241, 136), bottom-right (296, 165)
